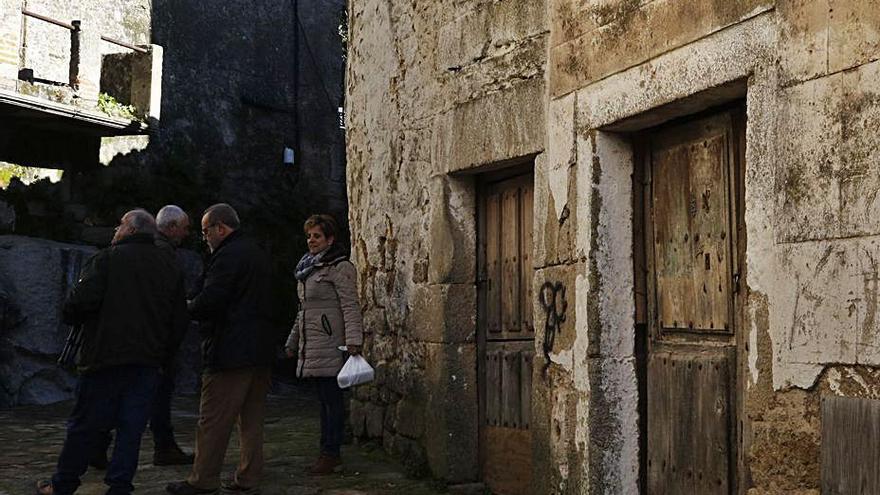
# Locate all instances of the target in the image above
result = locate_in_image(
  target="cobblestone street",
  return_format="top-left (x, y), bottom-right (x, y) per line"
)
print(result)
top-left (0, 389), bottom-right (447, 495)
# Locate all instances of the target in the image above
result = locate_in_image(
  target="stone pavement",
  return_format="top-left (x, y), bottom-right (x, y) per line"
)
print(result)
top-left (0, 389), bottom-right (448, 495)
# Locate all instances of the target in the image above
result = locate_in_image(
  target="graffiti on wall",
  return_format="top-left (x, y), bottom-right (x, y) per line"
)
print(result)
top-left (539, 281), bottom-right (568, 377)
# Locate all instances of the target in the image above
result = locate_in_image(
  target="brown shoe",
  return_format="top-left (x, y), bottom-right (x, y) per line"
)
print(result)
top-left (308, 454), bottom-right (342, 475)
top-left (35, 480), bottom-right (53, 495)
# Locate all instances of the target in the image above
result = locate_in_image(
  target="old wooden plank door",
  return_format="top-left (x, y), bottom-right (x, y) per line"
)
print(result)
top-left (478, 171), bottom-right (535, 495)
top-left (638, 109), bottom-right (745, 494)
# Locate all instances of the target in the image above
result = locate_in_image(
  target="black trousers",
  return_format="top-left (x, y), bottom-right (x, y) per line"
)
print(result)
top-left (315, 377), bottom-right (345, 457)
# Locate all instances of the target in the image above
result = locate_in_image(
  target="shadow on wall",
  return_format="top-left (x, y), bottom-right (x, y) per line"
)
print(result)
top-left (0, 0), bottom-right (349, 406)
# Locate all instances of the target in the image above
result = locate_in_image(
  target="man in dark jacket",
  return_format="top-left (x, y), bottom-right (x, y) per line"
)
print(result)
top-left (91, 205), bottom-right (198, 469)
top-left (38, 209), bottom-right (188, 495)
top-left (150, 205), bottom-right (197, 464)
top-left (167, 203), bottom-right (275, 495)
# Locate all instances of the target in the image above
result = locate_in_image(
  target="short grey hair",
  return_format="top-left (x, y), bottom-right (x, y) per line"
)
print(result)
top-left (156, 205), bottom-right (188, 230)
top-left (125, 209), bottom-right (157, 235)
top-left (203, 203), bottom-right (241, 230)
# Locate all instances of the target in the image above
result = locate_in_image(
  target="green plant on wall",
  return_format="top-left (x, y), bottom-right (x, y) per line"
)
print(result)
top-left (0, 163), bottom-right (60, 189)
top-left (97, 93), bottom-right (140, 121)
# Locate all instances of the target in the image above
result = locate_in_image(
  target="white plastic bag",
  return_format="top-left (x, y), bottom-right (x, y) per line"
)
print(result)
top-left (337, 355), bottom-right (374, 388)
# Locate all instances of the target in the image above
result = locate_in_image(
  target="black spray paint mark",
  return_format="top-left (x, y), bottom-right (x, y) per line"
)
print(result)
top-left (540, 281), bottom-right (568, 378)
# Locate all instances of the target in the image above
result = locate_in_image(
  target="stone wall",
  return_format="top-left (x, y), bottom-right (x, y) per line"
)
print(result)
top-left (345, 0), bottom-right (547, 482)
top-left (544, 1), bottom-right (880, 492)
top-left (8, 0), bottom-right (152, 104)
top-left (0, 236), bottom-right (93, 406)
top-left (348, 0), bottom-right (880, 492)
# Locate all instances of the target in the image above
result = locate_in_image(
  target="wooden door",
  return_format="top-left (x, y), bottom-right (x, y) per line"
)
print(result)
top-left (637, 109), bottom-right (745, 494)
top-left (478, 172), bottom-right (535, 495)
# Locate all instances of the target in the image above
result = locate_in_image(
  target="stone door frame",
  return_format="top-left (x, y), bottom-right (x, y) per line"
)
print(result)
top-left (557, 15), bottom-right (779, 487)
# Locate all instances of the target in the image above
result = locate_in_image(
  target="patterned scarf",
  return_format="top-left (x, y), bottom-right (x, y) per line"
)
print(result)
top-left (294, 249), bottom-right (326, 281)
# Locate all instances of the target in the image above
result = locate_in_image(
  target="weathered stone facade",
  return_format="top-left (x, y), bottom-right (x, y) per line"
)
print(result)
top-left (345, 0), bottom-right (546, 483)
top-left (347, 0), bottom-right (880, 492)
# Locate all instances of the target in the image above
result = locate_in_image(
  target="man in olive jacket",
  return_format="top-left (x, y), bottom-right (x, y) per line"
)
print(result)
top-left (39, 209), bottom-right (188, 495)
top-left (167, 203), bottom-right (275, 495)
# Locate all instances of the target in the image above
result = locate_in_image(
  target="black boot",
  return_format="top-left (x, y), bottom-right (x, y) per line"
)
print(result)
top-left (154, 442), bottom-right (195, 466)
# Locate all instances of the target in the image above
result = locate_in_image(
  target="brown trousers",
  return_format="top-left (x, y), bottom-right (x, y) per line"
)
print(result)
top-left (187, 366), bottom-right (272, 489)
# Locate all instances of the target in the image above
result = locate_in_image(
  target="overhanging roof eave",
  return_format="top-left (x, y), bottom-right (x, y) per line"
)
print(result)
top-left (0, 89), bottom-right (150, 136)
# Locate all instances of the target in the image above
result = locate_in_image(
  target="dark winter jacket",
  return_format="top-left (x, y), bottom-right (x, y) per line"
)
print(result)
top-left (62, 233), bottom-right (189, 373)
top-left (285, 245), bottom-right (364, 378)
top-left (155, 232), bottom-right (204, 299)
top-left (188, 230), bottom-right (276, 371)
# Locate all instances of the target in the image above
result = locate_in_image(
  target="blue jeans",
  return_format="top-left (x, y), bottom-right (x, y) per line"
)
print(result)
top-left (315, 377), bottom-right (344, 457)
top-left (52, 365), bottom-right (159, 495)
top-left (94, 366), bottom-right (177, 453)
top-left (149, 369), bottom-right (176, 447)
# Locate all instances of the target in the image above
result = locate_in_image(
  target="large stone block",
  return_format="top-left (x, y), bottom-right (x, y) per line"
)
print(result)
top-left (776, 61), bottom-right (880, 243)
top-left (828, 0), bottom-right (880, 74)
top-left (437, 0), bottom-right (545, 71)
top-left (575, 131), bottom-right (635, 360)
top-left (534, 153), bottom-right (577, 267)
top-left (423, 342), bottom-right (479, 482)
top-left (394, 433), bottom-right (430, 477)
top-left (534, 263), bottom-right (580, 372)
top-left (427, 176), bottom-right (476, 285)
top-left (834, 61), bottom-right (880, 238)
top-left (365, 402), bottom-right (385, 438)
top-left (350, 398), bottom-right (367, 438)
top-left (584, 356), bottom-right (639, 492)
top-left (0, 236), bottom-right (95, 406)
top-left (550, 0), bottom-right (773, 97)
top-left (768, 236), bottom-right (880, 388)
top-left (444, 34), bottom-right (546, 107)
top-left (433, 78), bottom-right (546, 174)
top-left (407, 283), bottom-right (476, 344)
top-left (394, 397), bottom-right (425, 439)
top-left (573, 14), bottom-right (766, 130)
top-left (777, 0), bottom-right (830, 86)
top-left (0, 3), bottom-right (21, 87)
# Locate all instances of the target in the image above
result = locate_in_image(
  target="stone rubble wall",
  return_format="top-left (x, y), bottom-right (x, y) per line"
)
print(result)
top-left (349, 0), bottom-right (880, 492)
top-left (346, 0), bottom-right (547, 482)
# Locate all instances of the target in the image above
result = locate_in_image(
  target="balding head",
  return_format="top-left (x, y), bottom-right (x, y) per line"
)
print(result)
top-left (203, 203), bottom-right (240, 231)
top-left (201, 203), bottom-right (240, 252)
top-left (112, 209), bottom-right (157, 245)
top-left (156, 205), bottom-right (191, 246)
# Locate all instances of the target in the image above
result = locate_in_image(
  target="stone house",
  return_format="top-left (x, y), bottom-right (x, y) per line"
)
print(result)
top-left (345, 0), bottom-right (880, 493)
top-left (0, 0), bottom-right (160, 170)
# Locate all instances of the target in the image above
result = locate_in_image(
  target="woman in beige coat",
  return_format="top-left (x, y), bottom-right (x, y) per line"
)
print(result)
top-left (285, 214), bottom-right (363, 474)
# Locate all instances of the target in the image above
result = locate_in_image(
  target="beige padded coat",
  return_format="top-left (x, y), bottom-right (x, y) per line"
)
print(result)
top-left (285, 254), bottom-right (364, 378)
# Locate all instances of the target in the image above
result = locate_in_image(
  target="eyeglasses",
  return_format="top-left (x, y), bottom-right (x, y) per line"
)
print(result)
top-left (201, 224), bottom-right (218, 238)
